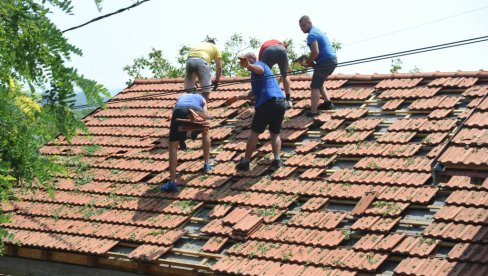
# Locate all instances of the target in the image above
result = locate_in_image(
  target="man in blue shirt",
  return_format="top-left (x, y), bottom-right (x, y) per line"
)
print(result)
top-left (161, 93), bottom-right (212, 192)
top-left (299, 15), bottom-right (338, 117)
top-left (225, 53), bottom-right (286, 171)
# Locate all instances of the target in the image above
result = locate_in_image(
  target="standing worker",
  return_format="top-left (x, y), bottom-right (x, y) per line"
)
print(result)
top-left (225, 53), bottom-right (286, 171)
top-left (161, 93), bottom-right (212, 192)
top-left (259, 39), bottom-right (293, 109)
top-left (185, 39), bottom-right (222, 101)
top-left (298, 15), bottom-right (338, 117)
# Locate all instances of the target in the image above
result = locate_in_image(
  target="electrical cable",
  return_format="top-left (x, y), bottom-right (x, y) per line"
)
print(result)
top-left (72, 34), bottom-right (488, 109)
top-left (62, 0), bottom-right (151, 33)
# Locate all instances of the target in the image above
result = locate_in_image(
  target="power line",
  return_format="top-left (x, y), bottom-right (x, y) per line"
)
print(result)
top-left (72, 34), bottom-right (488, 109)
top-left (344, 4), bottom-right (488, 46)
top-left (62, 0), bottom-right (151, 33)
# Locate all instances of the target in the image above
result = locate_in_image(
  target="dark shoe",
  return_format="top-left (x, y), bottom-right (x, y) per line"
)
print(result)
top-left (190, 130), bottom-right (202, 140)
top-left (236, 159), bottom-right (250, 171)
top-left (161, 181), bottom-right (178, 192)
top-left (179, 140), bottom-right (187, 150)
top-left (271, 159), bottom-right (283, 169)
top-left (319, 101), bottom-right (335, 110)
top-left (305, 111), bottom-right (318, 117)
top-left (202, 163), bottom-right (212, 173)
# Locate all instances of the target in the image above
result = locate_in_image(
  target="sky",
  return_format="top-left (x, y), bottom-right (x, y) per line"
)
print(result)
top-left (49, 0), bottom-right (488, 92)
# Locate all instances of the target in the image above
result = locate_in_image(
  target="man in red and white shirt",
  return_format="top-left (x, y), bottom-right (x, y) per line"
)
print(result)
top-left (258, 39), bottom-right (293, 109)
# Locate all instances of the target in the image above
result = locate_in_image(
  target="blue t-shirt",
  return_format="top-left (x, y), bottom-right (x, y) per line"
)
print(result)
top-left (251, 61), bottom-right (284, 108)
top-left (175, 93), bottom-right (205, 111)
top-left (307, 26), bottom-right (336, 63)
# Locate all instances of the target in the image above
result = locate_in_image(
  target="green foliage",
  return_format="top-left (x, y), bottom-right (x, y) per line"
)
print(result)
top-left (332, 39), bottom-right (343, 52)
top-left (123, 48), bottom-right (184, 85)
top-left (221, 33), bottom-right (260, 77)
top-left (0, 0), bottom-right (109, 252)
top-left (389, 58), bottom-right (403, 73)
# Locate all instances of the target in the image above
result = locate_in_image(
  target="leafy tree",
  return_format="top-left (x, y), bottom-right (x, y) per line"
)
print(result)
top-left (390, 58), bottom-right (403, 73)
top-left (0, 0), bottom-right (109, 250)
top-left (123, 48), bottom-right (183, 85)
top-left (221, 33), bottom-right (261, 77)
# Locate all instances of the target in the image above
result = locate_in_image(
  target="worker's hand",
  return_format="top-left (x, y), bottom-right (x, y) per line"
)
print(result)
top-left (238, 56), bottom-right (249, 68)
top-left (300, 60), bottom-right (309, 67)
top-left (211, 80), bottom-right (219, 91)
top-left (225, 95), bottom-right (238, 106)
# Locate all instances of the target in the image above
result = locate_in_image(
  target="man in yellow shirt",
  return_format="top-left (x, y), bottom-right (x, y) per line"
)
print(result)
top-left (185, 39), bottom-right (222, 100)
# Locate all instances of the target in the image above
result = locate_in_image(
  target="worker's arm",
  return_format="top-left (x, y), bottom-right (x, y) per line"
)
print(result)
top-left (202, 98), bottom-right (208, 116)
top-left (225, 90), bottom-right (254, 105)
top-left (239, 57), bottom-right (264, 75)
top-left (302, 41), bottom-right (319, 67)
top-left (214, 58), bottom-right (222, 81)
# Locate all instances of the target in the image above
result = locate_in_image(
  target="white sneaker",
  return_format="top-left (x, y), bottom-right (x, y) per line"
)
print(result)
top-left (285, 100), bottom-right (293, 109)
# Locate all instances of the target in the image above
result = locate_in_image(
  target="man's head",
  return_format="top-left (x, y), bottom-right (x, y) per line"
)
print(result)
top-left (244, 52), bottom-right (257, 64)
top-left (299, 15), bottom-right (312, 33)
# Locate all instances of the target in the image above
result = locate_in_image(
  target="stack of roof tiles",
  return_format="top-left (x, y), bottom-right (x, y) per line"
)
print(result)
top-left (2, 71), bottom-right (488, 275)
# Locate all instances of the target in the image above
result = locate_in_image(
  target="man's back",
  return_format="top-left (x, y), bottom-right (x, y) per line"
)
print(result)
top-left (188, 42), bottom-right (221, 63)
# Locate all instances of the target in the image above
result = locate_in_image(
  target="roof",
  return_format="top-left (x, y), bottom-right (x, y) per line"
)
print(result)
top-left (3, 71), bottom-right (488, 275)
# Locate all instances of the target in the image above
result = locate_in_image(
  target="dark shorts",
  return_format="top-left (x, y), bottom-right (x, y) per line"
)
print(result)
top-left (261, 44), bottom-right (289, 77)
top-left (251, 98), bottom-right (286, 134)
top-left (311, 57), bottom-right (337, 89)
top-left (169, 106), bottom-right (203, 141)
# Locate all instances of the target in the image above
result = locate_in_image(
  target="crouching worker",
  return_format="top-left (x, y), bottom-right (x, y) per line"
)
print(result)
top-left (161, 93), bottom-right (212, 192)
top-left (225, 52), bottom-right (286, 171)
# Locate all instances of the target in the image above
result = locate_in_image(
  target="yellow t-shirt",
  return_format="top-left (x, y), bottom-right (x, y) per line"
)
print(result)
top-left (188, 42), bottom-right (222, 63)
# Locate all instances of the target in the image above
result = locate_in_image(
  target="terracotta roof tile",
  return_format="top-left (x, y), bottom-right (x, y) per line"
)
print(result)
top-left (287, 211), bottom-right (347, 230)
top-left (295, 140), bottom-right (321, 154)
top-left (434, 205), bottom-right (488, 224)
top-left (299, 168), bottom-right (326, 179)
top-left (423, 132), bottom-right (450, 145)
top-left (427, 77), bottom-right (478, 87)
top-left (353, 157), bottom-right (431, 172)
top-left (428, 108), bottom-right (453, 119)
top-left (323, 130), bottom-right (373, 143)
top-left (364, 201), bottom-right (409, 217)
top-left (332, 108), bottom-right (368, 119)
top-left (329, 168), bottom-right (430, 186)
top-left (201, 236), bottom-right (228, 253)
top-left (300, 197), bottom-right (329, 211)
top-left (462, 85), bottom-right (488, 97)
top-left (423, 222), bottom-right (488, 242)
top-left (282, 115), bottom-right (314, 129)
top-left (320, 119), bottom-right (346, 131)
top-left (452, 128), bottom-right (488, 146)
top-left (351, 216), bottom-right (400, 232)
top-left (465, 111), bottom-right (488, 128)
top-left (347, 118), bottom-right (383, 130)
top-left (351, 191), bottom-right (377, 216)
top-left (392, 236), bottom-right (439, 257)
top-left (409, 95), bottom-right (461, 110)
top-left (378, 87), bottom-right (440, 99)
top-left (382, 99), bottom-right (405, 111)
top-left (445, 190), bottom-right (488, 207)
top-left (377, 131), bottom-right (416, 144)
top-left (128, 244), bottom-right (171, 262)
top-left (338, 142), bottom-right (422, 157)
top-left (440, 176), bottom-right (488, 191)
top-left (388, 118), bottom-right (457, 132)
top-left (448, 243), bottom-right (488, 263)
top-left (438, 146), bottom-right (488, 167)
top-left (375, 78), bottom-right (422, 89)
top-left (329, 88), bottom-right (375, 100)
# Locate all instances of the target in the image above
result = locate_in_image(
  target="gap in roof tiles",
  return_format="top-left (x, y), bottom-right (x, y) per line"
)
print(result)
top-left (164, 252), bottom-right (203, 264)
top-left (375, 261), bottom-right (398, 276)
top-left (431, 193), bottom-right (449, 207)
top-left (110, 245), bottom-right (135, 254)
top-left (433, 245), bottom-right (452, 257)
top-left (325, 203), bottom-right (354, 212)
top-left (332, 160), bottom-right (357, 169)
top-left (194, 206), bottom-right (213, 219)
top-left (184, 221), bottom-right (206, 234)
top-left (366, 103), bottom-right (383, 112)
top-left (140, 172), bottom-right (159, 182)
top-left (340, 236), bottom-right (360, 247)
top-left (174, 237), bottom-right (206, 251)
top-left (395, 224), bottom-right (425, 235)
top-left (402, 209), bottom-right (435, 221)
top-left (416, 148), bottom-right (432, 157)
top-left (335, 103), bottom-right (364, 109)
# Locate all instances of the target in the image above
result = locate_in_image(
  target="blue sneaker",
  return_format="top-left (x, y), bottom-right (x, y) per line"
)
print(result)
top-left (202, 163), bottom-right (212, 173)
top-left (160, 181), bottom-right (177, 192)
